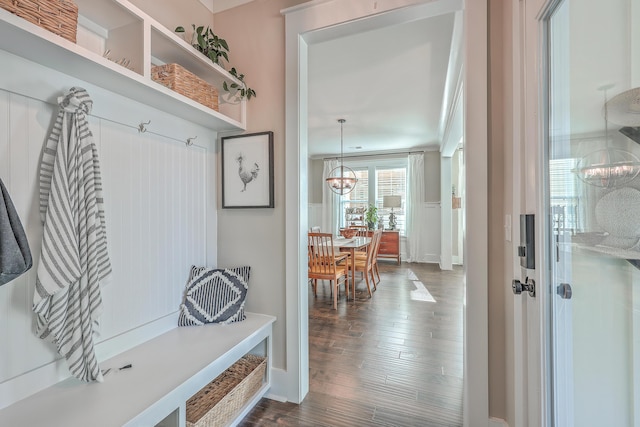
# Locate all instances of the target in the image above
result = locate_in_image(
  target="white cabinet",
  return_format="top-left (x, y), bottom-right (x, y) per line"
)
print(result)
top-left (0, 0), bottom-right (245, 131)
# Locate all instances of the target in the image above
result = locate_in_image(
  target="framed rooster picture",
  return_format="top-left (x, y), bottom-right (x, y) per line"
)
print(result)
top-left (221, 131), bottom-right (274, 208)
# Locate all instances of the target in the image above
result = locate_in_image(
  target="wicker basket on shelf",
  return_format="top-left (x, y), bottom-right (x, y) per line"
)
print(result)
top-left (186, 354), bottom-right (266, 427)
top-left (0, 0), bottom-right (78, 43)
top-left (151, 63), bottom-right (219, 111)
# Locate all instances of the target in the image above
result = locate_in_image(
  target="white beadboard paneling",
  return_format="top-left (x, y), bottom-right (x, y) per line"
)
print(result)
top-left (0, 94), bottom-right (59, 384)
top-left (0, 48), bottom-right (216, 408)
top-left (0, 90), bottom-right (6, 387)
top-left (96, 120), bottom-right (208, 339)
top-left (0, 91), bottom-right (8, 178)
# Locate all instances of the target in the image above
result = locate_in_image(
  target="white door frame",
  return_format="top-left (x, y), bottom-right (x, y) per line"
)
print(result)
top-left (512, 0), bottom-right (557, 425)
top-left (463, 0), bottom-right (490, 424)
top-left (283, 0), bottom-right (489, 424)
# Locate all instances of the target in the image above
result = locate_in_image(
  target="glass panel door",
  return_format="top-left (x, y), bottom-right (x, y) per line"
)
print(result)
top-left (547, 0), bottom-right (640, 425)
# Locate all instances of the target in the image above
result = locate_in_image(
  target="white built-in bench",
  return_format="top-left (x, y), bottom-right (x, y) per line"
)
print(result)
top-left (0, 313), bottom-right (275, 427)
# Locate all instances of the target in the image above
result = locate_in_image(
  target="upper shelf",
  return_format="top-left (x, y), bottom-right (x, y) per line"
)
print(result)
top-left (0, 0), bottom-right (246, 132)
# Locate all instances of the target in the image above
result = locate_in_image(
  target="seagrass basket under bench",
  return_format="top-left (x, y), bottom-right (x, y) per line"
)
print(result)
top-left (186, 354), bottom-right (267, 427)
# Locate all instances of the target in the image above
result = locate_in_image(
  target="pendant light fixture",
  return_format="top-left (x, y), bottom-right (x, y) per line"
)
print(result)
top-left (607, 86), bottom-right (640, 144)
top-left (575, 87), bottom-right (640, 188)
top-left (326, 118), bottom-right (357, 195)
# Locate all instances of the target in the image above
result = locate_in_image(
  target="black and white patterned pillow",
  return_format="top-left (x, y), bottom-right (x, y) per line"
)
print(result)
top-left (178, 265), bottom-right (250, 326)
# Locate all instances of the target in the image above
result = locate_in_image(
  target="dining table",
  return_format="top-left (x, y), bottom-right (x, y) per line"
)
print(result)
top-left (333, 236), bottom-right (371, 299)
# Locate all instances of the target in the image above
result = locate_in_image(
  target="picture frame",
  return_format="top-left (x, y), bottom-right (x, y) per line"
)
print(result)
top-left (221, 131), bottom-right (274, 208)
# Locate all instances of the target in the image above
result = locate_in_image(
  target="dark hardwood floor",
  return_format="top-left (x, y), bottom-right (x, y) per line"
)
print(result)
top-left (240, 262), bottom-right (464, 426)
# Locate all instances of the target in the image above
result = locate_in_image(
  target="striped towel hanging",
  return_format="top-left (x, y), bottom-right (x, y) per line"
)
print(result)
top-left (34, 87), bottom-right (112, 383)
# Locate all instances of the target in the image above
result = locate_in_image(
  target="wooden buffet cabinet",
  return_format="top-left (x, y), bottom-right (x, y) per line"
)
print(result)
top-left (372, 230), bottom-right (400, 264)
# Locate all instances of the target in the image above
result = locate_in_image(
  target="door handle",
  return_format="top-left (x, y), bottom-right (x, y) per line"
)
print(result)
top-left (556, 282), bottom-right (572, 299)
top-left (512, 277), bottom-right (536, 297)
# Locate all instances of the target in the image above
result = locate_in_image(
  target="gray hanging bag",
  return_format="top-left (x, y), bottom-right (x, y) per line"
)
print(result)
top-left (0, 178), bottom-right (32, 286)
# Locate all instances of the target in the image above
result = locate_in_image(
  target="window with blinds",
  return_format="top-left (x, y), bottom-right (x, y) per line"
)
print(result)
top-left (338, 166), bottom-right (407, 235)
top-left (341, 169), bottom-right (369, 226)
top-left (549, 158), bottom-right (582, 234)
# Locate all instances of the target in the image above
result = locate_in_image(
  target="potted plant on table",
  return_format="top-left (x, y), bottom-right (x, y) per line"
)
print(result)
top-left (365, 204), bottom-right (378, 230)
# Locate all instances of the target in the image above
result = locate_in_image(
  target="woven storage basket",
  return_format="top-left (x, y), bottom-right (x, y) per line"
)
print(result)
top-left (151, 63), bottom-right (219, 111)
top-left (0, 0), bottom-right (77, 43)
top-left (186, 354), bottom-right (266, 427)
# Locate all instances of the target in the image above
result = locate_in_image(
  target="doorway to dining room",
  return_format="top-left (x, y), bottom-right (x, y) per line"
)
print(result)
top-left (283, 0), bottom-right (489, 423)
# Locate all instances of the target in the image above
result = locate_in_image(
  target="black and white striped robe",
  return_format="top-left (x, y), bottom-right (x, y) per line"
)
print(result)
top-left (34, 87), bottom-right (112, 383)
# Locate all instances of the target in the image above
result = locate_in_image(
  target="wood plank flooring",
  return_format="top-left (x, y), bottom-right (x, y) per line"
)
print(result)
top-left (240, 262), bottom-right (464, 426)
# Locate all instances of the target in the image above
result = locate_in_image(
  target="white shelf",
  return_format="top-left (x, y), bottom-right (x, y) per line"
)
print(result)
top-left (76, 0), bottom-right (139, 30)
top-left (0, 0), bottom-right (246, 132)
top-left (567, 242), bottom-right (640, 261)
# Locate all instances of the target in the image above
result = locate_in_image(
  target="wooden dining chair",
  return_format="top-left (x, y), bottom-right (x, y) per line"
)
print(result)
top-left (308, 232), bottom-right (349, 309)
top-left (340, 229), bottom-right (381, 298)
top-left (351, 225), bottom-right (368, 237)
top-left (355, 228), bottom-right (382, 285)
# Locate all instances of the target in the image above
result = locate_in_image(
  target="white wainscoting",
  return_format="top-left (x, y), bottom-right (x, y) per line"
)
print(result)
top-left (418, 202), bottom-right (442, 264)
top-left (308, 203), bottom-right (322, 231)
top-left (0, 50), bottom-right (217, 408)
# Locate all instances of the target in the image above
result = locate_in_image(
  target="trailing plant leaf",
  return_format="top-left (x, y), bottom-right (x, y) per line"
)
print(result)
top-left (223, 67), bottom-right (256, 101)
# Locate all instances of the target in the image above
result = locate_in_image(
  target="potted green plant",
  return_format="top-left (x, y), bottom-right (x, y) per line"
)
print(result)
top-left (365, 204), bottom-right (378, 230)
top-left (175, 25), bottom-right (229, 66)
top-left (175, 25), bottom-right (256, 101)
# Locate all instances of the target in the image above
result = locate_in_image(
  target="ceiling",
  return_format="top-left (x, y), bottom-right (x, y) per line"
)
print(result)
top-left (198, 0), bottom-right (254, 14)
top-left (307, 12), bottom-right (457, 158)
top-left (204, 0), bottom-right (460, 158)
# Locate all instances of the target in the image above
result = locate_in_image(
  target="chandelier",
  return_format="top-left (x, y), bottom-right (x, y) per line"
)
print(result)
top-left (576, 147), bottom-right (640, 188)
top-left (575, 87), bottom-right (640, 188)
top-left (326, 119), bottom-right (357, 195)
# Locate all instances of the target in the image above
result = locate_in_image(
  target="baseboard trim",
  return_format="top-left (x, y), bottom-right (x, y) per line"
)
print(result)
top-left (268, 367), bottom-right (292, 403)
top-left (405, 254), bottom-right (440, 264)
top-left (264, 391), bottom-right (288, 402)
top-left (489, 417), bottom-right (509, 427)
